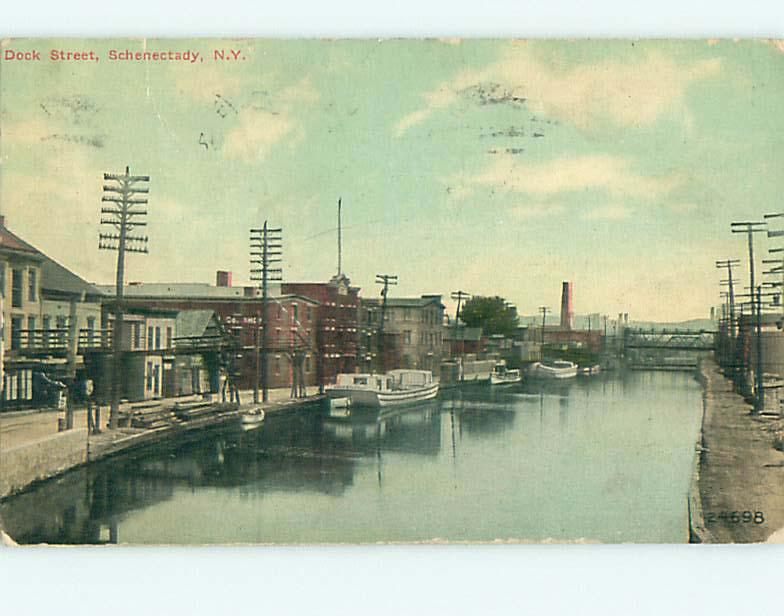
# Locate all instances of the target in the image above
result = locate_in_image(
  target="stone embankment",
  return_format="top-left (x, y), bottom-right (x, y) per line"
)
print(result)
top-left (0, 392), bottom-right (324, 502)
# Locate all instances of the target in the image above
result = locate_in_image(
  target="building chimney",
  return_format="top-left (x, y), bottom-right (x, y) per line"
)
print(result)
top-left (216, 270), bottom-right (232, 287)
top-left (560, 281), bottom-right (574, 330)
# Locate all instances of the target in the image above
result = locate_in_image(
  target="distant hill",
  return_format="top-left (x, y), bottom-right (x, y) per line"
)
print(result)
top-left (519, 314), bottom-right (716, 332)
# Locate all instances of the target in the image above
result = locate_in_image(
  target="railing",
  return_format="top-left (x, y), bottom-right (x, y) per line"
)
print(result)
top-left (8, 328), bottom-right (113, 356)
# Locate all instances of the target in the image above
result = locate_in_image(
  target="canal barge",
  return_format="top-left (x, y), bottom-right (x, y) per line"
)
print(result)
top-left (326, 369), bottom-right (439, 408)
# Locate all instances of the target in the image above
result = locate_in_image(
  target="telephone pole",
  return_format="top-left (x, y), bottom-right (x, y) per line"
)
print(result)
top-left (375, 274), bottom-right (398, 372)
top-left (251, 222), bottom-right (283, 403)
top-left (731, 221), bottom-right (766, 317)
top-left (715, 259), bottom-right (740, 338)
top-left (539, 306), bottom-right (550, 346)
top-left (450, 291), bottom-right (471, 375)
top-left (99, 166), bottom-right (150, 429)
top-left (737, 286), bottom-right (777, 413)
top-left (764, 212), bottom-right (784, 316)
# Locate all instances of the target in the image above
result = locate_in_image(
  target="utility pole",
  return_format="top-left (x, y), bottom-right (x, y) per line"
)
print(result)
top-left (716, 259), bottom-right (740, 377)
top-left (762, 254), bottom-right (784, 315)
top-left (250, 222), bottom-right (283, 403)
top-left (731, 221), bottom-right (766, 317)
top-left (539, 306), bottom-right (550, 347)
top-left (375, 274), bottom-right (398, 372)
top-left (451, 290), bottom-right (471, 378)
top-left (755, 285), bottom-right (764, 414)
top-left (764, 211), bottom-right (784, 317)
top-left (737, 286), bottom-right (777, 413)
top-left (716, 260), bottom-right (740, 338)
top-left (99, 166), bottom-right (150, 429)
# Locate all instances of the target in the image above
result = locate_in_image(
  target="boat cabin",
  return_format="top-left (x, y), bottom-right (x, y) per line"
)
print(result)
top-left (333, 369), bottom-right (435, 392)
top-left (387, 369), bottom-right (434, 389)
top-left (334, 373), bottom-right (394, 391)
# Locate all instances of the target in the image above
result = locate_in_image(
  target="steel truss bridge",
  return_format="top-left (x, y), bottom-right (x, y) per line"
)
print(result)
top-left (622, 329), bottom-right (716, 352)
top-left (622, 328), bottom-right (716, 371)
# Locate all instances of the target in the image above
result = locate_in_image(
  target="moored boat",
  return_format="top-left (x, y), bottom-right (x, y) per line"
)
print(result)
top-left (528, 360), bottom-right (578, 380)
top-left (578, 364), bottom-right (602, 376)
top-left (326, 369), bottom-right (439, 408)
top-left (490, 361), bottom-right (522, 386)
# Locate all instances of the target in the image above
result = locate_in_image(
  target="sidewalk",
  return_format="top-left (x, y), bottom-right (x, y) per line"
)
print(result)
top-left (696, 361), bottom-right (784, 543)
top-left (1, 386), bottom-right (322, 453)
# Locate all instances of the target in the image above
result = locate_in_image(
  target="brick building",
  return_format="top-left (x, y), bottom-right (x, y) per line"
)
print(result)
top-left (282, 273), bottom-right (360, 388)
top-left (359, 295), bottom-right (445, 373)
top-left (97, 272), bottom-right (319, 390)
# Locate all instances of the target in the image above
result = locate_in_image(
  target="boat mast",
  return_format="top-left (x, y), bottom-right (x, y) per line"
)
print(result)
top-left (337, 197), bottom-right (342, 276)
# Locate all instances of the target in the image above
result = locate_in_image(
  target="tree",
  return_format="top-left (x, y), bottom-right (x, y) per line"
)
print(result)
top-left (460, 296), bottom-right (519, 338)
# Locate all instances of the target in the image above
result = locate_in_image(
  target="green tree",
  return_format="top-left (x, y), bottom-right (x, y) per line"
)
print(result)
top-left (459, 296), bottom-right (519, 338)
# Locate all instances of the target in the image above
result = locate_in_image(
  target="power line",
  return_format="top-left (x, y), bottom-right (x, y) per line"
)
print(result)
top-left (99, 166), bottom-right (150, 430)
top-left (538, 306), bottom-right (550, 346)
top-left (450, 290), bottom-right (471, 377)
top-left (375, 274), bottom-right (398, 373)
top-left (731, 221), bottom-right (766, 318)
top-left (250, 221), bottom-right (283, 403)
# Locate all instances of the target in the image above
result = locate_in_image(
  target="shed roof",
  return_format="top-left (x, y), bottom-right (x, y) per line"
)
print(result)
top-left (175, 310), bottom-right (220, 338)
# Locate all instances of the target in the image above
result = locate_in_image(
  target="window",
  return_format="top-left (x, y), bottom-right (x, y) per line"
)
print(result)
top-left (404, 308), bottom-right (411, 321)
top-left (11, 269), bottom-right (23, 308)
top-left (28, 269), bottom-right (37, 302)
top-left (293, 303), bottom-right (299, 322)
top-left (305, 355), bottom-right (311, 372)
top-left (10, 316), bottom-right (22, 350)
top-left (43, 316), bottom-right (51, 346)
top-left (147, 326), bottom-right (154, 350)
top-left (134, 323), bottom-right (142, 349)
top-left (404, 330), bottom-right (411, 345)
top-left (0, 262), bottom-right (5, 297)
top-left (155, 327), bottom-right (161, 350)
top-left (166, 326), bottom-right (173, 349)
top-left (146, 361), bottom-right (154, 390)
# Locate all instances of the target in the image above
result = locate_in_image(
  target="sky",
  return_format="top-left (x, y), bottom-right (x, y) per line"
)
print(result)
top-left (1, 38), bottom-right (783, 321)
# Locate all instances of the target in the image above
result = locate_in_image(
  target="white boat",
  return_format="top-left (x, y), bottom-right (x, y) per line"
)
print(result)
top-left (578, 364), bottom-right (602, 376)
top-left (528, 360), bottom-right (578, 379)
top-left (326, 369), bottom-right (439, 408)
top-left (241, 408), bottom-right (266, 430)
top-left (490, 361), bottom-right (522, 386)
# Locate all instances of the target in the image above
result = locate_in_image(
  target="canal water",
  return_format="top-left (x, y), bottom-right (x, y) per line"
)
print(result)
top-left (0, 371), bottom-right (703, 544)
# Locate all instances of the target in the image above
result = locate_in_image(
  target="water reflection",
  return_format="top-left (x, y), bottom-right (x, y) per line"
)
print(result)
top-left (0, 371), bottom-right (704, 545)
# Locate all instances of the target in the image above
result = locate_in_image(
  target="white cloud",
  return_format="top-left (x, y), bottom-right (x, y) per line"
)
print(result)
top-left (463, 154), bottom-right (683, 200)
top-left (222, 109), bottom-right (295, 162)
top-left (510, 203), bottom-right (565, 220)
top-left (582, 204), bottom-right (633, 221)
top-left (221, 76), bottom-right (321, 163)
top-left (393, 46), bottom-right (722, 136)
top-left (393, 85), bottom-right (461, 137)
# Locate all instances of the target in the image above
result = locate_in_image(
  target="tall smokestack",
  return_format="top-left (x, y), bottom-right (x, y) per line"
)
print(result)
top-left (560, 281), bottom-right (574, 330)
